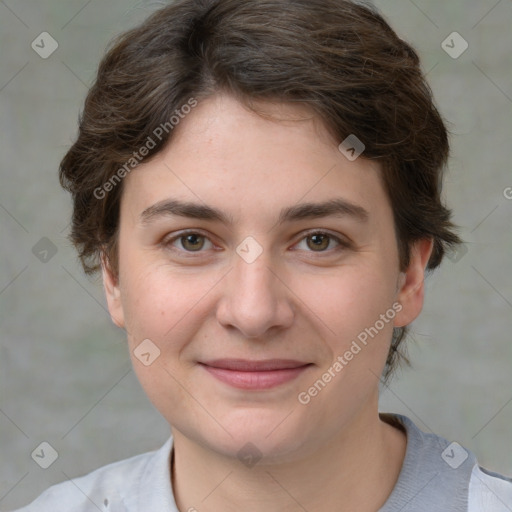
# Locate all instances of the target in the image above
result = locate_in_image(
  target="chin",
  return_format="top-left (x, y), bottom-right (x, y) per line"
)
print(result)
top-left (204, 410), bottom-right (313, 463)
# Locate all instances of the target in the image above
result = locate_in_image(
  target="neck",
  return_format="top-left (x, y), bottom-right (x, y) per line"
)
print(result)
top-left (170, 396), bottom-right (406, 512)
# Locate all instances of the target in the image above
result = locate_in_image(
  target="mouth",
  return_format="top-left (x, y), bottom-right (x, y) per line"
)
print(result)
top-left (199, 359), bottom-right (313, 390)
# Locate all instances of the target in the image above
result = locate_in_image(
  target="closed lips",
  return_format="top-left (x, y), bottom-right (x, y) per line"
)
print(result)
top-left (200, 359), bottom-right (311, 371)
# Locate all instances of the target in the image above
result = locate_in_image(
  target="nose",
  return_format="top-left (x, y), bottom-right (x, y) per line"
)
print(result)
top-left (215, 247), bottom-right (295, 339)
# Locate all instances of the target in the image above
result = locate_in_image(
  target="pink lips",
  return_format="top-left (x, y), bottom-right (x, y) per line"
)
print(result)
top-left (199, 359), bottom-right (312, 390)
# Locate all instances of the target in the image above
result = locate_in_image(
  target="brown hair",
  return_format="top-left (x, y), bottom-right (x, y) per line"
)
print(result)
top-left (59, 0), bottom-right (462, 382)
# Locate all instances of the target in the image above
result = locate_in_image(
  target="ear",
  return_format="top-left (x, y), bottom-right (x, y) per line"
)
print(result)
top-left (393, 238), bottom-right (434, 328)
top-left (101, 253), bottom-right (125, 328)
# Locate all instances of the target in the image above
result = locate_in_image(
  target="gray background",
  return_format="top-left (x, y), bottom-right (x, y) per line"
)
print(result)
top-left (1, 0), bottom-right (511, 509)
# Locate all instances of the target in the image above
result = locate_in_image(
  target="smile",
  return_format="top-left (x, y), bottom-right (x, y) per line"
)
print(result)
top-left (199, 359), bottom-right (313, 390)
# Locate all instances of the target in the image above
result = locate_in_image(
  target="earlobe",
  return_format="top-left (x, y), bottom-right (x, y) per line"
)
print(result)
top-left (101, 254), bottom-right (125, 328)
top-left (393, 238), bottom-right (434, 328)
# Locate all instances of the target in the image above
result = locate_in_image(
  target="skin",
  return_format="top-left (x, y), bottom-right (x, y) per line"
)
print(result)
top-left (102, 92), bottom-right (433, 512)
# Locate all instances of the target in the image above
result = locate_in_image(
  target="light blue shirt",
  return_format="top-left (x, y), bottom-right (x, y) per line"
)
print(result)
top-left (7, 414), bottom-right (512, 511)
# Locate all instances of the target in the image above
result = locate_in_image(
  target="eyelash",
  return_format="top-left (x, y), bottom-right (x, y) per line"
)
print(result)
top-left (162, 229), bottom-right (352, 257)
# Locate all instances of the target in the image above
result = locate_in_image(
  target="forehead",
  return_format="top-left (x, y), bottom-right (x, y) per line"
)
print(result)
top-left (119, 93), bottom-right (391, 228)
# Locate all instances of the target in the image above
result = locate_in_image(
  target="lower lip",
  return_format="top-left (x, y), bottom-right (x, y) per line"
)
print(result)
top-left (200, 364), bottom-right (311, 390)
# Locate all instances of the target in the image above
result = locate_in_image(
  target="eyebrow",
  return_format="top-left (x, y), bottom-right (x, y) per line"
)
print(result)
top-left (140, 197), bottom-right (369, 226)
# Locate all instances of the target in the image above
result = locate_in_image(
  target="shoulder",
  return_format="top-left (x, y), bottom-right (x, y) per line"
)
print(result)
top-left (468, 464), bottom-right (512, 512)
top-left (379, 413), bottom-right (512, 512)
top-left (7, 437), bottom-right (173, 512)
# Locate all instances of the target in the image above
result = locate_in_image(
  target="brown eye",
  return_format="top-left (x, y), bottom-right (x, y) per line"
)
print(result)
top-left (293, 231), bottom-right (349, 255)
top-left (306, 233), bottom-right (331, 251)
top-left (180, 233), bottom-right (206, 251)
top-left (163, 231), bottom-right (214, 254)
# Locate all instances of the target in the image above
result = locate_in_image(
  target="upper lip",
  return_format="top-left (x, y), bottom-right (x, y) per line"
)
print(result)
top-left (200, 359), bottom-right (311, 371)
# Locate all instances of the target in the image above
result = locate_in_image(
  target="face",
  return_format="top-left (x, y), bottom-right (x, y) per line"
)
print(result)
top-left (103, 93), bottom-right (432, 461)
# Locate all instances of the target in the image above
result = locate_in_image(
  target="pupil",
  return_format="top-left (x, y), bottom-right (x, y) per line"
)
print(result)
top-left (184, 234), bottom-right (203, 250)
top-left (310, 234), bottom-right (328, 250)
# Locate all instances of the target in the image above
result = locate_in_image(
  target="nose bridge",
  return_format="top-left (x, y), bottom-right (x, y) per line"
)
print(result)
top-left (216, 238), bottom-right (293, 337)
top-left (234, 247), bottom-right (275, 298)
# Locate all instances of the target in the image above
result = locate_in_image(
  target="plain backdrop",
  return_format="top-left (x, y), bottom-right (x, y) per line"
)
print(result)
top-left (1, 0), bottom-right (511, 509)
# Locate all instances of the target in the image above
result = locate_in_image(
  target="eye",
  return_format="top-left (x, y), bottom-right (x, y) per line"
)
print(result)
top-left (294, 231), bottom-right (350, 254)
top-left (164, 231), bottom-right (215, 253)
top-left (162, 229), bottom-right (351, 257)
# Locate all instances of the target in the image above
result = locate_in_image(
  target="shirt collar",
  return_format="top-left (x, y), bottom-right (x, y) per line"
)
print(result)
top-left (120, 435), bottom-right (179, 511)
top-left (118, 413), bottom-right (476, 512)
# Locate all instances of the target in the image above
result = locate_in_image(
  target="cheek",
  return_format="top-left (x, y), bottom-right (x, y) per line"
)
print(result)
top-left (118, 261), bottom-right (208, 417)
top-left (300, 262), bottom-right (397, 336)
top-left (119, 260), bottom-right (218, 346)
top-left (300, 265), bottom-right (398, 391)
